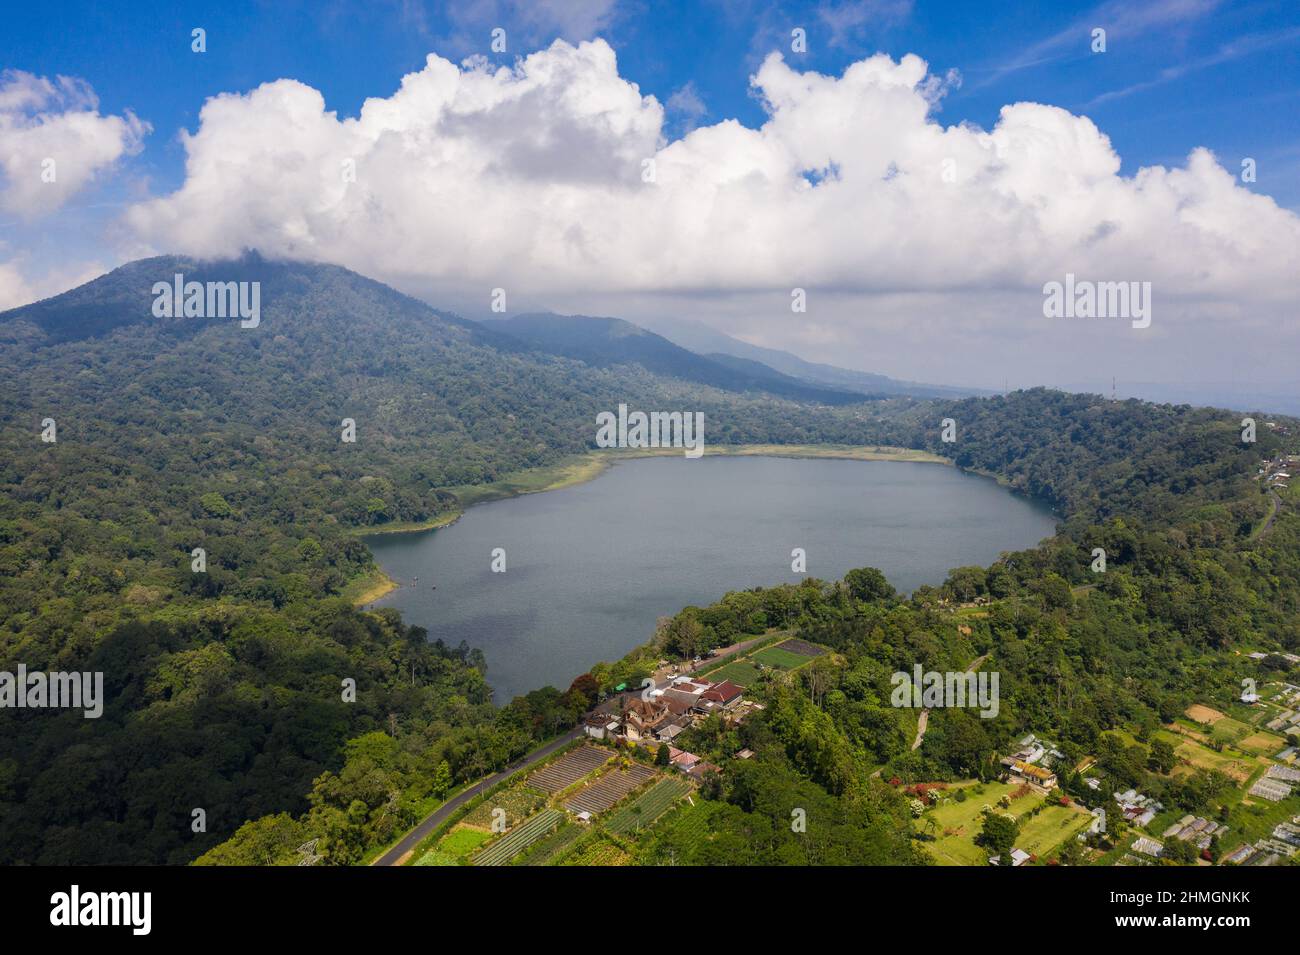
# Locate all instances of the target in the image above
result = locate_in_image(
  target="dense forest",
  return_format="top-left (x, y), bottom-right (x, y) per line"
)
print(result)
top-left (2, 255), bottom-right (1295, 865)
top-left (0, 256), bottom-right (908, 864)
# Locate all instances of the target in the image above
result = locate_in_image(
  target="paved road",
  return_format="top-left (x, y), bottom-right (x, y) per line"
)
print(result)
top-left (376, 632), bottom-right (778, 864)
top-left (374, 726), bottom-right (582, 866)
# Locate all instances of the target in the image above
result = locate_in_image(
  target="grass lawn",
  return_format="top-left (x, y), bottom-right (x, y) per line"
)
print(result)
top-left (1015, 804), bottom-right (1094, 859)
top-left (1236, 730), bottom-right (1287, 756)
top-left (706, 660), bottom-right (763, 687)
top-left (749, 646), bottom-right (810, 670)
top-left (920, 783), bottom-right (1090, 865)
top-left (412, 825), bottom-right (491, 866)
top-left (1156, 729), bottom-right (1257, 783)
top-left (439, 826), bottom-right (492, 859)
top-left (920, 782), bottom-right (1018, 865)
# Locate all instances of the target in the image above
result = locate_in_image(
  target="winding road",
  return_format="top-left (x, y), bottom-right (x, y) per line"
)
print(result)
top-left (373, 727), bottom-right (582, 866)
top-left (374, 631), bottom-right (784, 864)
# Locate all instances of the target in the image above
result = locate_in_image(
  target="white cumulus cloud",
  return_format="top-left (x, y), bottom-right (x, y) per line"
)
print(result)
top-left (121, 39), bottom-right (1300, 388)
top-left (0, 70), bottom-right (148, 220)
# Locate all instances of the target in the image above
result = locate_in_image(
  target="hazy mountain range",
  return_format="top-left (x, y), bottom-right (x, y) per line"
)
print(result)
top-left (479, 312), bottom-right (983, 404)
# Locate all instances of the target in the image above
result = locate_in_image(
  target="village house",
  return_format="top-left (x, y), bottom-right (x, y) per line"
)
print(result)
top-left (620, 697), bottom-right (674, 741)
top-left (699, 680), bottom-right (745, 711)
top-left (582, 713), bottom-right (621, 740)
top-left (1001, 757), bottom-right (1058, 790)
top-left (1114, 788), bottom-right (1162, 827)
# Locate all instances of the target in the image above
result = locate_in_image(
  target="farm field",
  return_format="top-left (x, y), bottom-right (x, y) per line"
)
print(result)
top-left (1185, 704), bottom-right (1228, 725)
top-left (749, 646), bottom-right (812, 670)
top-left (772, 638), bottom-right (826, 658)
top-left (702, 637), bottom-right (828, 687)
top-left (461, 785), bottom-right (545, 828)
top-left (520, 824), bottom-right (586, 866)
top-left (414, 825), bottom-right (491, 865)
top-left (605, 777), bottom-right (691, 836)
top-left (1237, 730), bottom-right (1288, 756)
top-left (705, 660), bottom-right (762, 687)
top-left (565, 763), bottom-right (658, 815)
top-left (1206, 717), bottom-right (1255, 747)
top-left (1156, 729), bottom-right (1257, 782)
top-left (561, 835), bottom-right (630, 866)
top-left (527, 747), bottom-right (612, 793)
top-left (473, 808), bottom-right (564, 866)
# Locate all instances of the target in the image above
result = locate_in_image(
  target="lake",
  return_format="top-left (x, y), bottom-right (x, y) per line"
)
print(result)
top-left (365, 455), bottom-right (1056, 703)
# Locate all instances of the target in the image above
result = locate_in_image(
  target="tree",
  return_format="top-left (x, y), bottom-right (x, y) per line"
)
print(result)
top-left (1148, 738), bottom-right (1176, 775)
top-left (844, 567), bottom-right (895, 603)
top-left (977, 812), bottom-right (1019, 863)
top-left (432, 760), bottom-right (452, 798)
top-left (655, 743), bottom-right (670, 767)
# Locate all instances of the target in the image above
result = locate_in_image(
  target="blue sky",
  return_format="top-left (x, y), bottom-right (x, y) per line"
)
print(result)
top-left (3, 1), bottom-right (1299, 401)
top-left (7, 0), bottom-right (1298, 203)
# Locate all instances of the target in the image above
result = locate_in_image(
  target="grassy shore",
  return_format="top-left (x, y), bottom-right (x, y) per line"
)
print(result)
top-left (343, 567), bottom-right (399, 607)
top-left (449, 444), bottom-right (948, 507)
top-left (349, 509), bottom-right (463, 537)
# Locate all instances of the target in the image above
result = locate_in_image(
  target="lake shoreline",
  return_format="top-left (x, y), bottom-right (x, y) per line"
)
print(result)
top-left (347, 444), bottom-right (952, 606)
top-left (359, 451), bottom-right (1057, 700)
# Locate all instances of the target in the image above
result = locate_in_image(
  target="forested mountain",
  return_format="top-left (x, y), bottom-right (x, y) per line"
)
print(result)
top-left (2, 254), bottom-right (1294, 866)
top-left (0, 255), bottom-right (910, 864)
top-left (486, 312), bottom-right (868, 405)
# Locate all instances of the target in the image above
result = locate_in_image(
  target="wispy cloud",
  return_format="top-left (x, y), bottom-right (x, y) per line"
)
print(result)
top-left (1085, 25), bottom-right (1300, 107)
top-left (817, 0), bottom-right (914, 50)
top-left (973, 0), bottom-right (1221, 89)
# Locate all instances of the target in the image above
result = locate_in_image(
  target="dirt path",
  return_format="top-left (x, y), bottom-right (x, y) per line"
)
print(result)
top-left (874, 652), bottom-right (991, 774)
top-left (1253, 489), bottom-right (1282, 541)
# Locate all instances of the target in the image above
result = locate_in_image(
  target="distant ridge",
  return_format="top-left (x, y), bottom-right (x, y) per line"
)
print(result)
top-left (483, 311), bottom-right (873, 405)
top-left (639, 314), bottom-right (986, 400)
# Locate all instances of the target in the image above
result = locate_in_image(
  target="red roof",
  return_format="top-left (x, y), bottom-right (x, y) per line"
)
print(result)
top-left (701, 680), bottom-right (744, 703)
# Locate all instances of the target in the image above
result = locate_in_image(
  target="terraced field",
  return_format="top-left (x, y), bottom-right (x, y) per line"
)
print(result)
top-left (561, 835), bottom-right (630, 866)
top-left (521, 824), bottom-right (586, 866)
top-left (472, 808), bottom-right (564, 866)
top-left (605, 777), bottom-right (692, 836)
top-left (565, 763), bottom-right (658, 815)
top-left (653, 799), bottom-right (713, 846)
top-left (527, 747), bottom-right (612, 793)
top-left (461, 785), bottom-right (545, 828)
top-left (774, 638), bottom-right (825, 658)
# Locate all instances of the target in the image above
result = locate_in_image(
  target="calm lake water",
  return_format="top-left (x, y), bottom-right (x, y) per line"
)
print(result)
top-left (365, 456), bottom-right (1056, 703)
